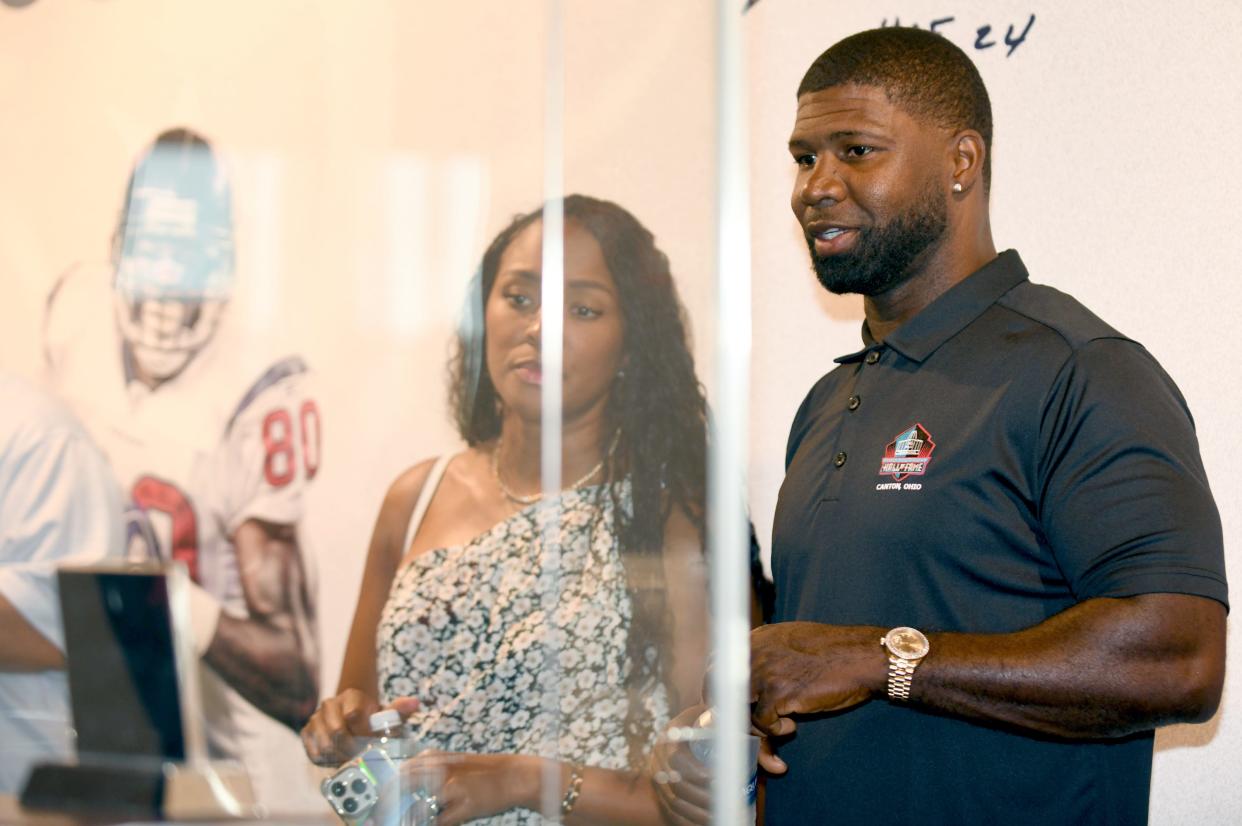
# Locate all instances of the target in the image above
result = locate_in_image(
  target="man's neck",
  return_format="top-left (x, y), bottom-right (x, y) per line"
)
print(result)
top-left (863, 228), bottom-right (997, 343)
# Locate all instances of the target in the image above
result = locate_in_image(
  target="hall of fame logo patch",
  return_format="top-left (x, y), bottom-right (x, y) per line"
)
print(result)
top-left (878, 423), bottom-right (936, 482)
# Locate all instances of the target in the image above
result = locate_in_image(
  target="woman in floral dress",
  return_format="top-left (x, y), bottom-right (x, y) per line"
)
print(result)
top-left (303, 195), bottom-right (711, 824)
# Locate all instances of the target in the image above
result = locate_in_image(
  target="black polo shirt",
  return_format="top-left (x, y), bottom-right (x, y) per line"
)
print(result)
top-left (766, 250), bottom-right (1227, 825)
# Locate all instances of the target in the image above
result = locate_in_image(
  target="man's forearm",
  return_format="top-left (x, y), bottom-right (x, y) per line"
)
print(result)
top-left (0, 594), bottom-right (63, 671)
top-left (751, 593), bottom-right (1226, 743)
top-left (218, 520), bottom-right (320, 729)
top-left (204, 613), bottom-right (319, 730)
top-left (911, 594), bottom-right (1225, 738)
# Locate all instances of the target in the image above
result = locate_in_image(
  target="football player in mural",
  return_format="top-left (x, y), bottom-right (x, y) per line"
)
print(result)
top-left (44, 128), bottom-right (321, 803)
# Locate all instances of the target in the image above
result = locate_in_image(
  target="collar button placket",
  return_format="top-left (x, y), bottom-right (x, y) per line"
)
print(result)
top-left (823, 364), bottom-right (866, 500)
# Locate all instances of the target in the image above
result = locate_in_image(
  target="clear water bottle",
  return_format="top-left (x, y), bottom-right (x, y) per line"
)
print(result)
top-left (369, 709), bottom-right (416, 760)
top-left (365, 710), bottom-right (422, 826)
top-left (687, 707), bottom-right (716, 763)
top-left (686, 708), bottom-right (759, 825)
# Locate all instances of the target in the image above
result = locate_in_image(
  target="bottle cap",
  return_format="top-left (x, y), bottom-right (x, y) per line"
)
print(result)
top-left (369, 709), bottom-right (404, 734)
top-left (695, 708), bottom-right (715, 729)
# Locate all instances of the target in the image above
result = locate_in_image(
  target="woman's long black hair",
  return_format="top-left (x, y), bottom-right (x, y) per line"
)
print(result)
top-left (448, 194), bottom-right (709, 764)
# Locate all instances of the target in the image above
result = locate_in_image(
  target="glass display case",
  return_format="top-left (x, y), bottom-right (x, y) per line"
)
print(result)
top-left (0, 1), bottom-right (752, 822)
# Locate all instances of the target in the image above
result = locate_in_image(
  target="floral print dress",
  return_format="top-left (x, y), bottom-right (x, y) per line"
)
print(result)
top-left (376, 481), bottom-right (669, 824)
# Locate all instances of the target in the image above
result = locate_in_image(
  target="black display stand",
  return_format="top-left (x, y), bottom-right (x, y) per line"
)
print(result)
top-left (19, 759), bottom-right (256, 820)
top-left (20, 761), bottom-right (164, 819)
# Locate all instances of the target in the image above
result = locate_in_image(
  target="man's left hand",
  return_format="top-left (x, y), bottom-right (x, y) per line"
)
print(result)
top-left (749, 622), bottom-right (887, 773)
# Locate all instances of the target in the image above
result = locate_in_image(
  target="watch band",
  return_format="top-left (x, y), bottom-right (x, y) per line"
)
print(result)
top-left (886, 655), bottom-right (919, 701)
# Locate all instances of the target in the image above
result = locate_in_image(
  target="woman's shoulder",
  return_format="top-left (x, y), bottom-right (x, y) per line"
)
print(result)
top-left (385, 456), bottom-right (441, 507)
top-left (384, 449), bottom-right (478, 506)
top-left (380, 446), bottom-right (497, 526)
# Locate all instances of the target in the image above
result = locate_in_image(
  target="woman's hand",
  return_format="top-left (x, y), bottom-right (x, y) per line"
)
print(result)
top-left (397, 750), bottom-right (545, 826)
top-left (300, 689), bottom-right (419, 766)
top-left (650, 705), bottom-right (711, 826)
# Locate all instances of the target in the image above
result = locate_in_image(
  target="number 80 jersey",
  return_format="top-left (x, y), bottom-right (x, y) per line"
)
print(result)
top-left (44, 265), bottom-right (321, 616)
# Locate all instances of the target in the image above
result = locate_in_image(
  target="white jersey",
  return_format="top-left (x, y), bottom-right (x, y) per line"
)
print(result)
top-left (44, 264), bottom-right (324, 812)
top-left (0, 374), bottom-right (125, 793)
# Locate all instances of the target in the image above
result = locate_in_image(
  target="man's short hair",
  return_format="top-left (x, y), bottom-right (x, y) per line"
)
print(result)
top-left (798, 27), bottom-right (993, 189)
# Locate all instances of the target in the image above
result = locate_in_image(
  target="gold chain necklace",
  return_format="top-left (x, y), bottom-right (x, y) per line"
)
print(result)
top-left (492, 430), bottom-right (621, 506)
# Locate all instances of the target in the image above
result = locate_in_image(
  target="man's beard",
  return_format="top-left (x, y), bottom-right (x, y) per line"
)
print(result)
top-left (807, 182), bottom-right (948, 297)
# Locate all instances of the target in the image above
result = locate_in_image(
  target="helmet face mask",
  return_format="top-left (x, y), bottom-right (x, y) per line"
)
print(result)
top-left (114, 291), bottom-right (228, 383)
top-left (112, 135), bottom-right (235, 386)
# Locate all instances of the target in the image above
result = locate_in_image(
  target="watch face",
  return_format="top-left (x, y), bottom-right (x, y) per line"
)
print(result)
top-left (885, 627), bottom-right (929, 660)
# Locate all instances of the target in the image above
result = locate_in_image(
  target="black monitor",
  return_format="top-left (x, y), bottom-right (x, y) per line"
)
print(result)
top-left (56, 564), bottom-right (203, 764)
top-left (22, 564), bottom-right (207, 817)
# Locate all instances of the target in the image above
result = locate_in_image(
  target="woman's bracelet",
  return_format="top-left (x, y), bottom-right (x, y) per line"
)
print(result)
top-left (561, 763), bottom-right (586, 815)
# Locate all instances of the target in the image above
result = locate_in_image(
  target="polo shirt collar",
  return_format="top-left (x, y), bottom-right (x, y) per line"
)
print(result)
top-left (836, 249), bottom-right (1029, 364)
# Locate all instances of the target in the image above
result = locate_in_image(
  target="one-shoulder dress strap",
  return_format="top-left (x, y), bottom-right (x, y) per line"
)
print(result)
top-left (403, 454), bottom-right (452, 555)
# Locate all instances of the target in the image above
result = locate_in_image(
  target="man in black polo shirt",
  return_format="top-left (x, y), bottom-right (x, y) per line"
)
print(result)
top-left (750, 27), bottom-right (1228, 824)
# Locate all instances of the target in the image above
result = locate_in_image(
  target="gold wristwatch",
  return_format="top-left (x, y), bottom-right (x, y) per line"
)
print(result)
top-left (880, 626), bottom-right (929, 701)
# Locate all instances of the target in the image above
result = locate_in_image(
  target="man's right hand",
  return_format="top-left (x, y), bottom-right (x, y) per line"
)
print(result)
top-left (299, 689), bottom-right (419, 766)
top-left (750, 622), bottom-right (888, 773)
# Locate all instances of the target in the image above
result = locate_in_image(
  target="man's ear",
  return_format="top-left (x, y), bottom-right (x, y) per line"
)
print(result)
top-left (949, 129), bottom-right (986, 194)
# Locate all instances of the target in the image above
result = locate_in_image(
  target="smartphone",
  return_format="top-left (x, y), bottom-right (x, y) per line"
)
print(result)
top-left (321, 746), bottom-right (398, 821)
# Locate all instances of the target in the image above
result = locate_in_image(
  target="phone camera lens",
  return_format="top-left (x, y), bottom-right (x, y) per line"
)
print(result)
top-left (351, 778), bottom-right (368, 794)
top-left (330, 781), bottom-right (346, 797)
top-left (342, 797), bottom-right (358, 813)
